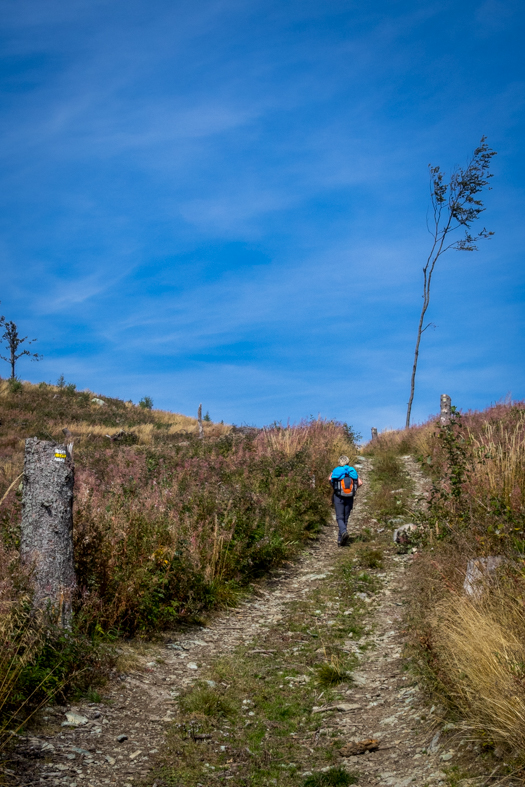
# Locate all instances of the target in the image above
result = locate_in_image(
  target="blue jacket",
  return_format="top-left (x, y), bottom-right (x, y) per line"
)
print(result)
top-left (330, 465), bottom-right (359, 480)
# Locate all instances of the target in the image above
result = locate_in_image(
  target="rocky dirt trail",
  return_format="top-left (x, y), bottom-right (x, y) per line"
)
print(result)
top-left (8, 456), bottom-right (466, 787)
top-left (324, 456), bottom-right (456, 787)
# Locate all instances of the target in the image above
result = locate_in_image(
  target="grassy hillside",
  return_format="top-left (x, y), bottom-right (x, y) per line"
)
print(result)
top-left (0, 378), bottom-right (354, 733)
top-left (0, 378), bottom-right (226, 451)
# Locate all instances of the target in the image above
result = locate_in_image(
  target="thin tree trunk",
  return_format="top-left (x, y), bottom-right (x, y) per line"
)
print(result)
top-left (406, 303), bottom-right (427, 428)
top-left (406, 219), bottom-right (451, 428)
top-left (20, 438), bottom-right (76, 627)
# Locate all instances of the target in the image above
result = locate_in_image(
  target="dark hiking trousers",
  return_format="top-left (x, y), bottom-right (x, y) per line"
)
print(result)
top-left (333, 494), bottom-right (354, 543)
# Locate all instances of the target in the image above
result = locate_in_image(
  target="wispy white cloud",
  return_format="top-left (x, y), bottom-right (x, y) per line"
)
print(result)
top-left (37, 269), bottom-right (133, 313)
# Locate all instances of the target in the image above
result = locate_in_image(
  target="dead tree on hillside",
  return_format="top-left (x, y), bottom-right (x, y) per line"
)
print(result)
top-left (0, 320), bottom-right (41, 379)
top-left (406, 138), bottom-right (496, 428)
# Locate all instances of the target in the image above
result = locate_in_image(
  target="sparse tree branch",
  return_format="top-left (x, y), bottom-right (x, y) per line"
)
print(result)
top-left (406, 138), bottom-right (496, 428)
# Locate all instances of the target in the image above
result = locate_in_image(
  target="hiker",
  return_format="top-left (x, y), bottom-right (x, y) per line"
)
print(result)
top-left (329, 455), bottom-right (362, 546)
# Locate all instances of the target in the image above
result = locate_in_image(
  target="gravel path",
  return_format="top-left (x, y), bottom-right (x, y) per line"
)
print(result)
top-left (8, 456), bottom-right (464, 787)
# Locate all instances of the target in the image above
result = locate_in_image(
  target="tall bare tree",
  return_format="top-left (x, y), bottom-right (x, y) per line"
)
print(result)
top-left (0, 320), bottom-right (41, 379)
top-left (406, 138), bottom-right (496, 428)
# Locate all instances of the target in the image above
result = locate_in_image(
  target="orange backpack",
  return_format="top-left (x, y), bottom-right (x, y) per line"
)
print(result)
top-left (333, 475), bottom-right (355, 497)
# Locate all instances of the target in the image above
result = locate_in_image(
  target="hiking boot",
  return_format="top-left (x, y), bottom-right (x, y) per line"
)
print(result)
top-left (339, 531), bottom-right (349, 547)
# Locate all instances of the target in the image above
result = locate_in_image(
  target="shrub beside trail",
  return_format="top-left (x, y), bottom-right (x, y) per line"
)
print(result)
top-left (367, 401), bottom-right (525, 763)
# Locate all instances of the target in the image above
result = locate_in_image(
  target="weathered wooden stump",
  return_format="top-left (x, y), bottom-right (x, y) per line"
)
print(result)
top-left (198, 403), bottom-right (204, 439)
top-left (371, 427), bottom-right (378, 440)
top-left (440, 394), bottom-right (451, 424)
top-left (20, 438), bottom-right (76, 627)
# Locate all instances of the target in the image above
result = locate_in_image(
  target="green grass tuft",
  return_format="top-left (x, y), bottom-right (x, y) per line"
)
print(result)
top-left (357, 547), bottom-right (383, 569)
top-left (85, 686), bottom-right (102, 703)
top-left (317, 658), bottom-right (349, 686)
top-left (179, 686), bottom-right (235, 718)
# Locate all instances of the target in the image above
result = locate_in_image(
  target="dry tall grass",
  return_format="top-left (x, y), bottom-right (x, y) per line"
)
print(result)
top-left (363, 420), bottom-right (435, 460)
top-left (0, 604), bottom-right (44, 744)
top-left (263, 420), bottom-right (354, 464)
top-left (264, 425), bottom-right (310, 457)
top-left (59, 416), bottom-right (229, 445)
top-left (0, 543), bottom-right (47, 748)
top-left (432, 583), bottom-right (525, 751)
top-left (468, 408), bottom-right (525, 507)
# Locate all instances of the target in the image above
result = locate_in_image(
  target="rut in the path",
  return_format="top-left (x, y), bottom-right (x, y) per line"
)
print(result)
top-left (9, 456), bottom-right (463, 787)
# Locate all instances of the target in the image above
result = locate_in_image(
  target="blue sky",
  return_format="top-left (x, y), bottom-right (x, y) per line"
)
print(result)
top-left (0, 0), bottom-right (524, 437)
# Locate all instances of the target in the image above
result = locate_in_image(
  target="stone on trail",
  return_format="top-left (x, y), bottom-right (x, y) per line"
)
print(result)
top-left (393, 523), bottom-right (418, 545)
top-left (285, 675), bottom-right (310, 684)
top-left (62, 712), bottom-right (88, 727)
top-left (312, 702), bottom-right (360, 714)
top-left (70, 746), bottom-right (91, 755)
top-left (340, 738), bottom-right (380, 756)
top-left (117, 734), bottom-right (128, 742)
top-left (334, 703), bottom-right (361, 712)
top-left (428, 732), bottom-right (440, 752)
top-left (380, 714), bottom-right (401, 726)
top-left (381, 777), bottom-right (414, 787)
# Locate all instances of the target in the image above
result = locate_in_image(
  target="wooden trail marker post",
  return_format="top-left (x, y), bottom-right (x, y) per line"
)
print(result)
top-left (20, 438), bottom-right (76, 627)
top-left (371, 427), bottom-right (378, 440)
top-left (198, 403), bottom-right (204, 439)
top-left (440, 394), bottom-right (451, 424)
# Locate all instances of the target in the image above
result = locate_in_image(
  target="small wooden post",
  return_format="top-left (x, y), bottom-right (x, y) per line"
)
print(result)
top-left (440, 394), bottom-right (451, 424)
top-left (371, 427), bottom-right (378, 440)
top-left (20, 438), bottom-right (76, 627)
top-left (198, 403), bottom-right (204, 439)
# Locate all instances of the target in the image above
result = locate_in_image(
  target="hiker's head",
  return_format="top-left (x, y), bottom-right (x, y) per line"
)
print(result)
top-left (338, 455), bottom-right (349, 466)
